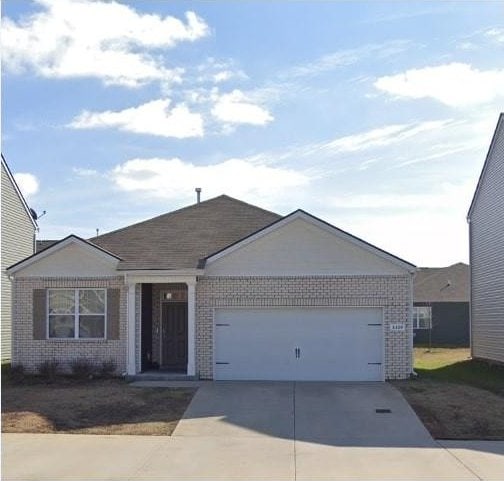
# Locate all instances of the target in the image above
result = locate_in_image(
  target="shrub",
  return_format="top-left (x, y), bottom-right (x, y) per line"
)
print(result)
top-left (99, 359), bottom-right (117, 378)
top-left (9, 364), bottom-right (26, 383)
top-left (70, 358), bottom-right (95, 379)
top-left (38, 359), bottom-right (59, 380)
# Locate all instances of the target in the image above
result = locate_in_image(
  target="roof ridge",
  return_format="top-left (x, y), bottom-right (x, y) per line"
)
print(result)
top-left (91, 194), bottom-right (276, 241)
top-left (217, 194), bottom-right (281, 218)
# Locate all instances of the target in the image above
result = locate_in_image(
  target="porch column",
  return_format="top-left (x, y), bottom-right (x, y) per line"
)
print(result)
top-left (126, 282), bottom-right (137, 375)
top-left (186, 280), bottom-right (196, 376)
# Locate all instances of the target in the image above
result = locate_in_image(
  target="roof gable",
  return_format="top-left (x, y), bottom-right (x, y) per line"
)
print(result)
top-left (205, 210), bottom-right (416, 276)
top-left (1, 154), bottom-right (37, 229)
top-left (91, 195), bottom-right (281, 270)
top-left (468, 113), bottom-right (504, 218)
top-left (7, 235), bottom-right (121, 276)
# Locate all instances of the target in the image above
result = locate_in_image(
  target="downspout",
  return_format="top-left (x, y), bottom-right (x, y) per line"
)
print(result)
top-left (409, 270), bottom-right (417, 377)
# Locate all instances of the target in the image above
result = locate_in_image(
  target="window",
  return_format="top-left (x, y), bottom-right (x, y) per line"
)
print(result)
top-left (48, 289), bottom-right (106, 339)
top-left (413, 306), bottom-right (432, 329)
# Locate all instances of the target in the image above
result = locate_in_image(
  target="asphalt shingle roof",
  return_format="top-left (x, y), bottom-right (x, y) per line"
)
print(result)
top-left (414, 262), bottom-right (469, 303)
top-left (36, 240), bottom-right (58, 252)
top-left (89, 195), bottom-right (281, 270)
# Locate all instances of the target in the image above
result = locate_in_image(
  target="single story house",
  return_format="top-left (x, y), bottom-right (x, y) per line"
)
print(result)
top-left (8, 195), bottom-right (416, 381)
top-left (468, 113), bottom-right (504, 364)
top-left (413, 263), bottom-right (469, 347)
top-left (1, 154), bottom-right (37, 361)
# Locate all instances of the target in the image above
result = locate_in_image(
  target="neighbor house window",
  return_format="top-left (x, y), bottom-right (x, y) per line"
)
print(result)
top-left (413, 306), bottom-right (432, 329)
top-left (48, 289), bottom-right (106, 339)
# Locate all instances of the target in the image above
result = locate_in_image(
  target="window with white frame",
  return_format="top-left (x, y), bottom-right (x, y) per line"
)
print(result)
top-left (48, 289), bottom-right (106, 339)
top-left (413, 306), bottom-right (432, 329)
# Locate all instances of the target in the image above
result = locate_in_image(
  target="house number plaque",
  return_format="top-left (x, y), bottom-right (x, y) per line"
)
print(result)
top-left (389, 323), bottom-right (405, 332)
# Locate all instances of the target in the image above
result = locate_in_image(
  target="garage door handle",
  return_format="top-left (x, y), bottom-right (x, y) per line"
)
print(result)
top-left (294, 347), bottom-right (301, 359)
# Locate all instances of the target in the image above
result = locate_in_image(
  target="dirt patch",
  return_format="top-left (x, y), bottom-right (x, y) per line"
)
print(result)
top-left (1, 378), bottom-right (195, 435)
top-left (395, 379), bottom-right (504, 440)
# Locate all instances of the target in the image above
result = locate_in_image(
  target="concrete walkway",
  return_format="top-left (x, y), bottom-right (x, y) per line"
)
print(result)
top-left (2, 382), bottom-right (504, 480)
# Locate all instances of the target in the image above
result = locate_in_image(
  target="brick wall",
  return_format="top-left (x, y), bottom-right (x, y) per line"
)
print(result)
top-left (12, 276), bottom-right (127, 374)
top-left (196, 275), bottom-right (412, 380)
top-left (12, 275), bottom-right (412, 379)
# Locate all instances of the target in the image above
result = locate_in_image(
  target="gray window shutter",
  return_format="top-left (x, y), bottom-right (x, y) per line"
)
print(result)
top-left (33, 289), bottom-right (47, 340)
top-left (107, 289), bottom-right (120, 340)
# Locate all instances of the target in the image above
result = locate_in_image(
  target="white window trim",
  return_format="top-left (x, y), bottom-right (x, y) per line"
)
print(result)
top-left (47, 288), bottom-right (107, 340)
top-left (413, 306), bottom-right (432, 330)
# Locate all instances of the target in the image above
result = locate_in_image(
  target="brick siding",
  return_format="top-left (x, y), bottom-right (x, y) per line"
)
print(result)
top-left (12, 274), bottom-right (412, 380)
top-left (196, 275), bottom-right (412, 380)
top-left (12, 276), bottom-right (127, 374)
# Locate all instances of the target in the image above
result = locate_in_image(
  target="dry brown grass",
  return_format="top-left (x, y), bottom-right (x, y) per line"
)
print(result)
top-left (394, 348), bottom-right (504, 440)
top-left (1, 378), bottom-right (195, 435)
top-left (396, 379), bottom-right (504, 439)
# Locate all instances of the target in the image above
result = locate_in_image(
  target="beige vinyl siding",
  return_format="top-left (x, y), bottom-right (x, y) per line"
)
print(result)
top-left (470, 118), bottom-right (504, 363)
top-left (1, 162), bottom-right (36, 361)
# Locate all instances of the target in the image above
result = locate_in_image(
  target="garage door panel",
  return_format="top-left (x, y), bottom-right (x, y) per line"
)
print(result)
top-left (215, 310), bottom-right (298, 381)
top-left (214, 308), bottom-right (383, 381)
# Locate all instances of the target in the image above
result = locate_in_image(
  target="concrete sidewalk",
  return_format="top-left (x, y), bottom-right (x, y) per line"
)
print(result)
top-left (2, 433), bottom-right (503, 480)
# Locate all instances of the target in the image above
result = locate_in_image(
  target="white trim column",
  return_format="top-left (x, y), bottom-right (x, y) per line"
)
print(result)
top-left (186, 280), bottom-right (196, 376)
top-left (126, 282), bottom-right (137, 375)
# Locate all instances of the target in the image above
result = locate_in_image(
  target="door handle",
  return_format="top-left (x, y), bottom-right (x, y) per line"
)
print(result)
top-left (294, 347), bottom-right (301, 359)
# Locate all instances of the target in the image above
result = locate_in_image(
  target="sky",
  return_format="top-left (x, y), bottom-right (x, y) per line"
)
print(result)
top-left (2, 0), bottom-right (503, 267)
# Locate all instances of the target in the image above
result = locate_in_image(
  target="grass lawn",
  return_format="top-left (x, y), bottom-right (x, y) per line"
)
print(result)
top-left (394, 348), bottom-right (504, 440)
top-left (1, 374), bottom-right (196, 435)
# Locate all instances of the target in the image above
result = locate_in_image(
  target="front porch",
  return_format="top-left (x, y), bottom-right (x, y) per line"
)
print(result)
top-left (125, 273), bottom-right (198, 377)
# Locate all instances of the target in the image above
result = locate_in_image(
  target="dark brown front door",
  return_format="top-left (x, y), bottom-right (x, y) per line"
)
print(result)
top-left (161, 302), bottom-right (188, 371)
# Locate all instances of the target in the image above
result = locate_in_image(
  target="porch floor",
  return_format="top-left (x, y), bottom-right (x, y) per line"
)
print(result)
top-left (128, 371), bottom-right (197, 382)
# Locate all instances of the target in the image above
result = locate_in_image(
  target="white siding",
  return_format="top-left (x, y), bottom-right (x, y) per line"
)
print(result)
top-left (470, 116), bottom-right (504, 363)
top-left (1, 162), bottom-right (36, 361)
top-left (206, 217), bottom-right (407, 276)
top-left (14, 242), bottom-right (119, 277)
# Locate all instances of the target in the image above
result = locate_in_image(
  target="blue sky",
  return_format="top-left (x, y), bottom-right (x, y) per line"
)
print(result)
top-left (2, 0), bottom-right (503, 266)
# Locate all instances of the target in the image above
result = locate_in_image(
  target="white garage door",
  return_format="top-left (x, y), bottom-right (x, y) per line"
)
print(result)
top-left (214, 308), bottom-right (383, 381)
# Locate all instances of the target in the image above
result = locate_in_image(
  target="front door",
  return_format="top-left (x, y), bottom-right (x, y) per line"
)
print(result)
top-left (161, 302), bottom-right (188, 371)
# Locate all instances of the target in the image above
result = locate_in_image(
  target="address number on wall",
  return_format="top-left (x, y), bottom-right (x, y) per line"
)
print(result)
top-left (390, 323), bottom-right (405, 332)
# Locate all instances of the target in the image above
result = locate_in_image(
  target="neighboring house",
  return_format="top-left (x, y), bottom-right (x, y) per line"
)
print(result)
top-left (36, 240), bottom-right (58, 252)
top-left (413, 263), bottom-right (469, 347)
top-left (468, 113), bottom-right (504, 364)
top-left (1, 154), bottom-right (37, 361)
top-left (7, 195), bottom-right (416, 381)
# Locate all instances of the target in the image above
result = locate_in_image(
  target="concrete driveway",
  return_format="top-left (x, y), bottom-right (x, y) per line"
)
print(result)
top-left (3, 382), bottom-right (504, 480)
top-left (174, 382), bottom-right (435, 446)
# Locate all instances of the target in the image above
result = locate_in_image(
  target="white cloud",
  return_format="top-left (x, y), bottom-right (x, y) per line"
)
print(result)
top-left (328, 181), bottom-right (476, 266)
top-left (332, 207), bottom-right (470, 267)
top-left (485, 27), bottom-right (504, 43)
top-left (69, 99), bottom-right (204, 138)
top-left (322, 120), bottom-right (451, 153)
top-left (2, 0), bottom-right (209, 87)
top-left (72, 167), bottom-right (98, 177)
top-left (211, 90), bottom-right (273, 126)
top-left (374, 63), bottom-right (504, 108)
top-left (14, 173), bottom-right (39, 197)
top-left (330, 181), bottom-right (474, 210)
top-left (284, 40), bottom-right (411, 79)
top-left (111, 157), bottom-right (309, 202)
top-left (212, 70), bottom-right (248, 83)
